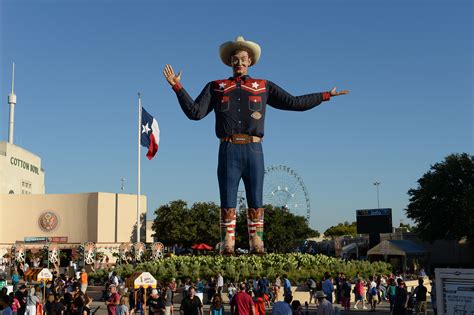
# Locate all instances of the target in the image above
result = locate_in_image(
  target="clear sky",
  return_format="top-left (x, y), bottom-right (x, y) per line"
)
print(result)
top-left (1, 0), bottom-right (472, 233)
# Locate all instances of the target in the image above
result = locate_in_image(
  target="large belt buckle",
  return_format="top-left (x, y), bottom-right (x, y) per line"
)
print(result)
top-left (231, 134), bottom-right (250, 144)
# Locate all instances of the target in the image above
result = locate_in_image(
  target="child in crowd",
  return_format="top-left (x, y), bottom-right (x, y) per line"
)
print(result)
top-left (117, 296), bottom-right (130, 315)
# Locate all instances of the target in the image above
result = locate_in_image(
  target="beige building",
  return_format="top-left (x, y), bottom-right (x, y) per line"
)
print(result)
top-left (0, 73), bottom-right (154, 260)
top-left (0, 141), bottom-right (45, 195)
top-left (0, 192), bottom-right (148, 244)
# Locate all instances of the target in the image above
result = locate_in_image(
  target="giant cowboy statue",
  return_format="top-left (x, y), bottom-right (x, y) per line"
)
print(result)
top-left (163, 36), bottom-right (349, 255)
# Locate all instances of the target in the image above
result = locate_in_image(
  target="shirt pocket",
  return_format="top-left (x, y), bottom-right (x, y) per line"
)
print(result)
top-left (248, 96), bottom-right (262, 111)
top-left (217, 95), bottom-right (230, 112)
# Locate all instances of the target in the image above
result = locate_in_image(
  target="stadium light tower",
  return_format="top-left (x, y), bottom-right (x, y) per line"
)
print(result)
top-left (8, 62), bottom-right (17, 144)
top-left (373, 181), bottom-right (381, 208)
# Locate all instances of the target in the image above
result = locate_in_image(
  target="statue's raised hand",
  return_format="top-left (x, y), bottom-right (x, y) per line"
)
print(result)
top-left (330, 86), bottom-right (349, 96)
top-left (163, 64), bottom-right (182, 86)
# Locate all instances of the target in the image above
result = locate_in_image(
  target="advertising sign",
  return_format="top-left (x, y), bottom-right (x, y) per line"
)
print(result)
top-left (356, 208), bottom-right (392, 233)
top-left (435, 268), bottom-right (474, 315)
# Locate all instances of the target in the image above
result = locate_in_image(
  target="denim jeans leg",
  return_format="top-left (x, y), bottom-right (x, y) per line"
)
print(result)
top-left (217, 142), bottom-right (242, 208)
top-left (242, 142), bottom-right (264, 207)
top-left (217, 142), bottom-right (242, 254)
top-left (243, 142), bottom-right (265, 253)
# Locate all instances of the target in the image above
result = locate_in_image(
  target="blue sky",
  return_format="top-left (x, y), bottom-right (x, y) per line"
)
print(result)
top-left (1, 0), bottom-right (472, 232)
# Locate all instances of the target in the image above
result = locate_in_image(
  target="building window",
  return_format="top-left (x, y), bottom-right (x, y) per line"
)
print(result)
top-left (21, 180), bottom-right (32, 194)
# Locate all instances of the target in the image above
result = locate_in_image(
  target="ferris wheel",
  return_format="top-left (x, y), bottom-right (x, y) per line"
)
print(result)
top-left (263, 165), bottom-right (311, 221)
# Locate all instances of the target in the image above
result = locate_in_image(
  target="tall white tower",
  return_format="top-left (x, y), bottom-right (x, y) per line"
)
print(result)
top-left (8, 62), bottom-right (17, 144)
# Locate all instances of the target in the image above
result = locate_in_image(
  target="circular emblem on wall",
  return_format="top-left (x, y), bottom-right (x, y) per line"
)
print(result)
top-left (38, 212), bottom-right (59, 232)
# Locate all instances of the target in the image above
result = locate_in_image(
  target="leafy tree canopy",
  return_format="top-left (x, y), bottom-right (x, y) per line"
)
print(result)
top-left (152, 201), bottom-right (319, 252)
top-left (323, 221), bottom-right (357, 238)
top-left (152, 200), bottom-right (220, 247)
top-left (405, 153), bottom-right (474, 242)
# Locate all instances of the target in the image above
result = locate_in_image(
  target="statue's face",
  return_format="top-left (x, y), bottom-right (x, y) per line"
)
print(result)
top-left (231, 50), bottom-right (252, 77)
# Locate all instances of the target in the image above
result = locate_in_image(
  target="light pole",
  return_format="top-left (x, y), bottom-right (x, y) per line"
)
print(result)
top-left (120, 178), bottom-right (126, 191)
top-left (373, 181), bottom-right (381, 208)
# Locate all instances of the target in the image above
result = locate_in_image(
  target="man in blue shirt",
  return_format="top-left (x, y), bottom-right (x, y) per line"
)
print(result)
top-left (321, 273), bottom-right (334, 304)
top-left (283, 275), bottom-right (292, 298)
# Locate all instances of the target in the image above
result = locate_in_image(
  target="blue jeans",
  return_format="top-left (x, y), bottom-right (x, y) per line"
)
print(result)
top-left (217, 142), bottom-right (264, 208)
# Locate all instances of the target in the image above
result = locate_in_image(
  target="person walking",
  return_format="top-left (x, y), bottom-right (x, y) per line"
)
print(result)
top-left (15, 285), bottom-right (27, 315)
top-left (180, 287), bottom-right (203, 315)
top-left (164, 283), bottom-right (174, 315)
top-left (0, 295), bottom-right (13, 315)
top-left (11, 268), bottom-right (20, 292)
top-left (283, 276), bottom-right (292, 299)
top-left (209, 294), bottom-right (224, 315)
top-left (368, 275), bottom-right (378, 312)
top-left (230, 283), bottom-right (255, 315)
top-left (273, 275), bottom-right (282, 303)
top-left (340, 276), bottom-right (351, 312)
top-left (414, 277), bottom-right (428, 315)
top-left (321, 273), bottom-right (334, 304)
top-left (26, 287), bottom-right (40, 315)
top-left (315, 291), bottom-right (334, 315)
top-left (387, 278), bottom-right (397, 312)
top-left (148, 289), bottom-right (165, 315)
top-left (216, 274), bottom-right (224, 295)
top-left (80, 269), bottom-right (88, 294)
top-left (306, 278), bottom-right (317, 304)
top-left (393, 279), bottom-right (408, 315)
top-left (105, 285), bottom-right (121, 315)
top-left (353, 277), bottom-right (366, 310)
top-left (254, 291), bottom-right (270, 315)
top-left (272, 295), bottom-right (292, 315)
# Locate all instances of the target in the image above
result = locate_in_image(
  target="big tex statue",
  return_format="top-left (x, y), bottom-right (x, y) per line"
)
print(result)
top-left (164, 36), bottom-right (349, 254)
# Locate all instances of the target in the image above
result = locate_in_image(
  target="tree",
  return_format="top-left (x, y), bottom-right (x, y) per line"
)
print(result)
top-left (152, 200), bottom-right (196, 247)
top-left (235, 205), bottom-right (320, 252)
top-left (405, 153), bottom-right (474, 242)
top-left (152, 200), bottom-right (221, 247)
top-left (398, 222), bottom-right (413, 232)
top-left (189, 202), bottom-right (221, 246)
top-left (324, 221), bottom-right (357, 238)
top-left (153, 201), bottom-right (319, 251)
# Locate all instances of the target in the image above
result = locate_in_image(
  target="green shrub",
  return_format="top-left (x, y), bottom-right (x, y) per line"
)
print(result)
top-left (90, 254), bottom-right (392, 284)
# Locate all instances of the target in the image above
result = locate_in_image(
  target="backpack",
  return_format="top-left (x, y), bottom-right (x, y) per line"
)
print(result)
top-left (370, 287), bottom-right (377, 296)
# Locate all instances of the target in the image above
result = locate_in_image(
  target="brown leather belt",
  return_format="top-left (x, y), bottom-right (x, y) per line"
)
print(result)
top-left (220, 134), bottom-right (262, 144)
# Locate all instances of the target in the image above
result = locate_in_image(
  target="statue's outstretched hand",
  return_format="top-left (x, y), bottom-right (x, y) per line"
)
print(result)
top-left (163, 64), bottom-right (182, 86)
top-left (330, 86), bottom-right (349, 96)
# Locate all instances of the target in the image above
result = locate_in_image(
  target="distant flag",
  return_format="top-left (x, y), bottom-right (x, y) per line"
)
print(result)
top-left (140, 107), bottom-right (160, 160)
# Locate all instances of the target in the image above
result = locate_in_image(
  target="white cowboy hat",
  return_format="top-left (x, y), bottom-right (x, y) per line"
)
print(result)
top-left (315, 291), bottom-right (327, 298)
top-left (219, 36), bottom-right (261, 67)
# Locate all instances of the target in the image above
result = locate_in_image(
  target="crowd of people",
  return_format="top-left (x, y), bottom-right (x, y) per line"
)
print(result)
top-left (304, 271), bottom-right (435, 315)
top-left (0, 263), bottom-right (437, 315)
top-left (0, 266), bottom-right (94, 315)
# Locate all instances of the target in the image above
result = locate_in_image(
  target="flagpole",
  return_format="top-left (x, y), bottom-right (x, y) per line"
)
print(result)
top-left (137, 92), bottom-right (142, 243)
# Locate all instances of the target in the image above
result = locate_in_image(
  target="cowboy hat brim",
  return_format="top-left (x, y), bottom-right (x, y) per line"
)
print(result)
top-left (219, 36), bottom-right (261, 67)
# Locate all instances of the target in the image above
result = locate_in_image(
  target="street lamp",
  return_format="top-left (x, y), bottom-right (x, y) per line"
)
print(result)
top-left (373, 181), bottom-right (381, 208)
top-left (120, 178), bottom-right (126, 191)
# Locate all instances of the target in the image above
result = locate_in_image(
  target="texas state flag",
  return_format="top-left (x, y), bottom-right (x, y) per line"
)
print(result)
top-left (140, 107), bottom-right (160, 160)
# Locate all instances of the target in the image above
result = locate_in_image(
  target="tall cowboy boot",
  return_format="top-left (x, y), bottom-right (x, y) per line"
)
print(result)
top-left (220, 208), bottom-right (236, 255)
top-left (247, 208), bottom-right (265, 254)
